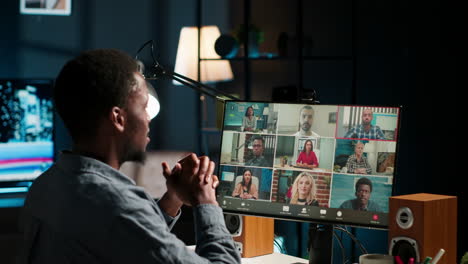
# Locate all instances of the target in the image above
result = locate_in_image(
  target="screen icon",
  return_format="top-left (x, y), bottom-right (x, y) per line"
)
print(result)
top-left (282, 206), bottom-right (290, 212)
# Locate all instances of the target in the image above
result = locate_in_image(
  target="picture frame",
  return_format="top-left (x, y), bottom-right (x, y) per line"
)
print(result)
top-left (20, 0), bottom-right (72, 16)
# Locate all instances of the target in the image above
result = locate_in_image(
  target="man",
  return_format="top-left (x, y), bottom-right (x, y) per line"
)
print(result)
top-left (345, 141), bottom-right (372, 174)
top-left (344, 108), bottom-right (385, 139)
top-left (245, 136), bottom-right (270, 167)
top-left (294, 105), bottom-right (320, 137)
top-left (339, 177), bottom-right (381, 212)
top-left (19, 49), bottom-right (241, 264)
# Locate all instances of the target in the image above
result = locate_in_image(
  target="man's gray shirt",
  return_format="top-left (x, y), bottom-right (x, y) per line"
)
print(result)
top-left (339, 199), bottom-right (382, 212)
top-left (19, 152), bottom-right (241, 264)
top-left (245, 155), bottom-right (270, 167)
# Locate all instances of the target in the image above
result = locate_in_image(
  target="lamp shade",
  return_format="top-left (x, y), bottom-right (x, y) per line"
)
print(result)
top-left (173, 26), bottom-right (234, 85)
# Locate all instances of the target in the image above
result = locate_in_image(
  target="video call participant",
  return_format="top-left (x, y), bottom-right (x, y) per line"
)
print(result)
top-left (242, 106), bottom-right (257, 132)
top-left (289, 172), bottom-right (319, 206)
top-left (232, 169), bottom-right (258, 199)
top-left (296, 139), bottom-right (319, 169)
top-left (344, 108), bottom-right (385, 140)
top-left (345, 141), bottom-right (372, 174)
top-left (18, 49), bottom-right (241, 264)
top-left (294, 105), bottom-right (320, 137)
top-left (245, 136), bottom-right (270, 167)
top-left (339, 177), bottom-right (381, 212)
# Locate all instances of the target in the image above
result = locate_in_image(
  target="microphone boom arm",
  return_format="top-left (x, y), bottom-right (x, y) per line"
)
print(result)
top-left (135, 40), bottom-right (239, 102)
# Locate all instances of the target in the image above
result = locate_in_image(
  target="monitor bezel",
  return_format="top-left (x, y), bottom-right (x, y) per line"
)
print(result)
top-left (216, 100), bottom-right (403, 230)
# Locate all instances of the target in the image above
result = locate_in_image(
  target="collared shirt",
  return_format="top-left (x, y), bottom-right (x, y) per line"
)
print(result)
top-left (245, 155), bottom-right (270, 167)
top-left (19, 152), bottom-right (241, 264)
top-left (339, 199), bottom-right (382, 212)
top-left (344, 124), bottom-right (385, 140)
top-left (346, 154), bottom-right (372, 174)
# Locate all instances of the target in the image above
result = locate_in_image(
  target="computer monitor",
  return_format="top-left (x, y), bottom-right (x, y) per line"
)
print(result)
top-left (217, 101), bottom-right (401, 229)
top-left (0, 79), bottom-right (54, 207)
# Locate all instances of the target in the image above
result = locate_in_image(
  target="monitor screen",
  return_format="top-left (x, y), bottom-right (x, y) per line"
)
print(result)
top-left (0, 79), bottom-right (54, 207)
top-left (217, 102), bottom-right (401, 228)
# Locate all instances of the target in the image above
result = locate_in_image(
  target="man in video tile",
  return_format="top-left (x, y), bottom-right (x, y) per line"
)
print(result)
top-left (345, 141), bottom-right (372, 174)
top-left (245, 136), bottom-right (270, 167)
top-left (294, 105), bottom-right (320, 137)
top-left (344, 108), bottom-right (385, 140)
top-left (339, 177), bottom-right (381, 212)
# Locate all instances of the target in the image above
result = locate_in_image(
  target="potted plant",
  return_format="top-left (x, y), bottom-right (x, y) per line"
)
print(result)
top-left (280, 156), bottom-right (288, 167)
top-left (232, 24), bottom-right (264, 58)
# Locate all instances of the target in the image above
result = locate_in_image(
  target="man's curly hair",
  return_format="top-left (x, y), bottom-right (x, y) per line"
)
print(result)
top-left (54, 49), bottom-right (138, 141)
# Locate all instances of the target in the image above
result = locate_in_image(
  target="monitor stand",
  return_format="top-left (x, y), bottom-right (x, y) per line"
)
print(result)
top-left (308, 224), bottom-right (333, 264)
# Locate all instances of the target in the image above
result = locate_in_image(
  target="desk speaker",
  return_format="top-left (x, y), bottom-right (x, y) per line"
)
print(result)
top-left (224, 214), bottom-right (274, 258)
top-left (389, 193), bottom-right (457, 264)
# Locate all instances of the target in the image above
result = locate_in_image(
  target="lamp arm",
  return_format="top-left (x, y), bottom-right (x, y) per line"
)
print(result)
top-left (170, 74), bottom-right (220, 100)
top-left (168, 69), bottom-right (239, 101)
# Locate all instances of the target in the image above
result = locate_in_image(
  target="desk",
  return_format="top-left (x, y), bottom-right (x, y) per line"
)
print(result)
top-left (242, 252), bottom-right (308, 264)
top-left (187, 246), bottom-right (307, 264)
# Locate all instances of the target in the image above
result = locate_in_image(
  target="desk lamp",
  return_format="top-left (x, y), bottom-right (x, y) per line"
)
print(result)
top-left (174, 26), bottom-right (234, 85)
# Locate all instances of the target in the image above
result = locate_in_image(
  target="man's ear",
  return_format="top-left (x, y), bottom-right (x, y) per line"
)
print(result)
top-left (110, 106), bottom-right (126, 132)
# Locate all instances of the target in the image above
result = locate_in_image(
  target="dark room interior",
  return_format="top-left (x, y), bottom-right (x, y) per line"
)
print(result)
top-left (1, 0), bottom-right (466, 263)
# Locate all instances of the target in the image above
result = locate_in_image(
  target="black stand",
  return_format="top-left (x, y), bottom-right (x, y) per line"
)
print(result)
top-left (308, 224), bottom-right (333, 264)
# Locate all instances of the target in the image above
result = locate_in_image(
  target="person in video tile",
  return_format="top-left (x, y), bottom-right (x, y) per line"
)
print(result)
top-left (296, 139), bottom-right (319, 169)
top-left (232, 169), bottom-right (258, 199)
top-left (345, 141), bottom-right (372, 174)
top-left (245, 136), bottom-right (270, 167)
top-left (289, 172), bottom-right (319, 206)
top-left (339, 177), bottom-right (381, 212)
top-left (242, 106), bottom-right (257, 132)
top-left (294, 105), bottom-right (320, 137)
top-left (344, 108), bottom-right (385, 140)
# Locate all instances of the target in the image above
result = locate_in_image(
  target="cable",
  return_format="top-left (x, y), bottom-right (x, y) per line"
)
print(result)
top-left (333, 230), bottom-right (347, 264)
top-left (334, 226), bottom-right (368, 255)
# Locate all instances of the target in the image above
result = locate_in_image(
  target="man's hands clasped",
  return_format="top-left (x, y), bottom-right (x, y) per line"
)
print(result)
top-left (162, 153), bottom-right (219, 207)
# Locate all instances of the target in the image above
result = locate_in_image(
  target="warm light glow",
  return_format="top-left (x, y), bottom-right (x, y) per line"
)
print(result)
top-left (173, 26), bottom-right (234, 85)
top-left (147, 94), bottom-right (160, 120)
top-left (146, 81), bottom-right (160, 120)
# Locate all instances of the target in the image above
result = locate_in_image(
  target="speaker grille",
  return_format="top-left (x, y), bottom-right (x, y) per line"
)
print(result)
top-left (224, 214), bottom-right (242, 237)
top-left (396, 207), bottom-right (414, 229)
top-left (390, 237), bottom-right (420, 264)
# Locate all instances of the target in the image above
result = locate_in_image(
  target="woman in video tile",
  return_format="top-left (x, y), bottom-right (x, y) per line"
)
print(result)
top-left (232, 169), bottom-right (258, 199)
top-left (295, 139), bottom-right (319, 169)
top-left (242, 106), bottom-right (257, 132)
top-left (289, 172), bottom-right (319, 206)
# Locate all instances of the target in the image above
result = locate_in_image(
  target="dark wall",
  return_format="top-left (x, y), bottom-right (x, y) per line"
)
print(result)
top-left (353, 0), bottom-right (466, 261)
